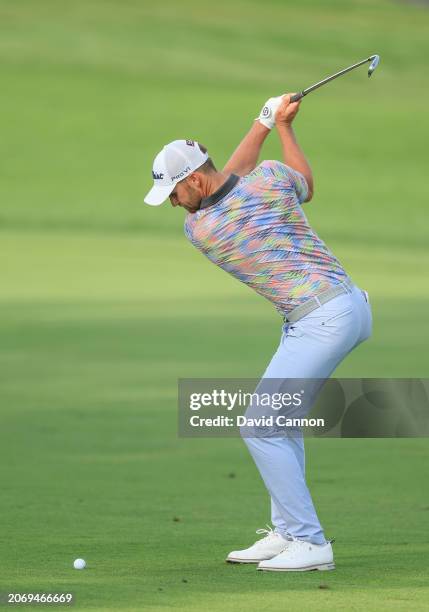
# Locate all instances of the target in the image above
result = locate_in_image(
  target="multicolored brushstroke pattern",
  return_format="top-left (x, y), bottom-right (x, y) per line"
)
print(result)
top-left (184, 161), bottom-right (349, 315)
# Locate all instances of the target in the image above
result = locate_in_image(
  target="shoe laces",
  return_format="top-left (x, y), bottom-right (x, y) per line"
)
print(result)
top-left (283, 536), bottom-right (334, 553)
top-left (284, 534), bottom-right (300, 542)
top-left (255, 524), bottom-right (283, 541)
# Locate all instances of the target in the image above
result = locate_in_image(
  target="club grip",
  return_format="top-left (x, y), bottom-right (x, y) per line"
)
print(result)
top-left (290, 92), bottom-right (303, 103)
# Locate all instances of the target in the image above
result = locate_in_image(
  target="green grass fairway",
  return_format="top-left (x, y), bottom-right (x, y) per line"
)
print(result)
top-left (1, 0), bottom-right (429, 610)
top-left (2, 233), bottom-right (429, 611)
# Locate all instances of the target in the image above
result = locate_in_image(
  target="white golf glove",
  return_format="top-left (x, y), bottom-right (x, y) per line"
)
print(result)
top-left (256, 95), bottom-right (284, 130)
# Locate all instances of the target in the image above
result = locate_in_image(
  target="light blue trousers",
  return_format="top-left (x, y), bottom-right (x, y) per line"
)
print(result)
top-left (242, 283), bottom-right (373, 544)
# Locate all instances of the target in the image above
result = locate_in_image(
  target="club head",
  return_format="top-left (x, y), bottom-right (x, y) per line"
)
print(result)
top-left (368, 54), bottom-right (380, 78)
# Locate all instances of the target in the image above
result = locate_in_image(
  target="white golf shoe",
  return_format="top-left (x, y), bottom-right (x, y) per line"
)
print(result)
top-left (257, 538), bottom-right (335, 572)
top-left (226, 527), bottom-right (289, 564)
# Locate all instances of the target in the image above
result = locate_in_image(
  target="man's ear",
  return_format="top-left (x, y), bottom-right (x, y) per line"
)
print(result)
top-left (188, 172), bottom-right (202, 189)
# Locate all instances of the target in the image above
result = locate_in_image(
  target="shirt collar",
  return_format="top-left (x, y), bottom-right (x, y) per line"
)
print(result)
top-left (199, 174), bottom-right (240, 210)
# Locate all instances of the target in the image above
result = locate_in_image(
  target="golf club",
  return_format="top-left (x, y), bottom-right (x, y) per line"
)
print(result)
top-left (290, 54), bottom-right (380, 103)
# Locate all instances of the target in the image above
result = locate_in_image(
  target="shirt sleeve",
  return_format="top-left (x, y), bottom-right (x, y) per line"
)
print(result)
top-left (261, 160), bottom-right (309, 204)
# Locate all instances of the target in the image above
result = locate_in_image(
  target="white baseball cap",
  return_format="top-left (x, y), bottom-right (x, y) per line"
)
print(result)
top-left (144, 139), bottom-right (209, 206)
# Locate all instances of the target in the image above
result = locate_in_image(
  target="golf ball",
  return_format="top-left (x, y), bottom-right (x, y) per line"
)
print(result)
top-left (73, 558), bottom-right (86, 570)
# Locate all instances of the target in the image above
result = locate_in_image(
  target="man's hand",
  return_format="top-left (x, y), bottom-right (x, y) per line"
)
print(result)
top-left (275, 94), bottom-right (302, 127)
top-left (256, 95), bottom-right (284, 130)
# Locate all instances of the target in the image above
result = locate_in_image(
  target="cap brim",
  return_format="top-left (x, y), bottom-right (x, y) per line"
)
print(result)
top-left (144, 184), bottom-right (174, 206)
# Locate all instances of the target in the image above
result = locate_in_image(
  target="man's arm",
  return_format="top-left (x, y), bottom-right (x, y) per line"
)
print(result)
top-left (222, 121), bottom-right (270, 177)
top-left (275, 95), bottom-right (314, 202)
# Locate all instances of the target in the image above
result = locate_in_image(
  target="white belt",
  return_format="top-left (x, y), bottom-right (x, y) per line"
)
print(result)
top-left (284, 278), bottom-right (355, 323)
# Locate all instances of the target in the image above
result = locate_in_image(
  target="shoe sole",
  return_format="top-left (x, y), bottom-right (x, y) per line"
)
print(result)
top-left (226, 558), bottom-right (263, 564)
top-left (258, 562), bottom-right (335, 572)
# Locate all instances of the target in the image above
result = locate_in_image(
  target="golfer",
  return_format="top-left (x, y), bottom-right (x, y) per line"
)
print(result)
top-left (144, 94), bottom-right (372, 572)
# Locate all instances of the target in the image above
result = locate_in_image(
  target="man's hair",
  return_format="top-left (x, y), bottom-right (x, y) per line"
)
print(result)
top-left (197, 143), bottom-right (217, 174)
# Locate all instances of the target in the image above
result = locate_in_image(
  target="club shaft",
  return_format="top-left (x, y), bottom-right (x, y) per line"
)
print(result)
top-left (302, 57), bottom-right (372, 96)
top-left (290, 56), bottom-right (375, 102)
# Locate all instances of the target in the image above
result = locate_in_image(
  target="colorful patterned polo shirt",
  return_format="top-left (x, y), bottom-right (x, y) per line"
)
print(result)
top-left (184, 160), bottom-right (348, 315)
